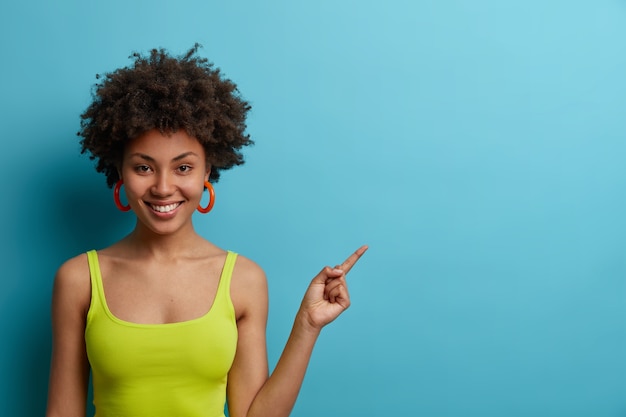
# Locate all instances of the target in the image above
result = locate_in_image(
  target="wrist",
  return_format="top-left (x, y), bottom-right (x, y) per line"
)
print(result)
top-left (294, 309), bottom-right (323, 338)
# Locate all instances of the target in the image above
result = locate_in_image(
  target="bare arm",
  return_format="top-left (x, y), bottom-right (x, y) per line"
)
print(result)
top-left (46, 255), bottom-right (91, 417)
top-left (227, 246), bottom-right (368, 417)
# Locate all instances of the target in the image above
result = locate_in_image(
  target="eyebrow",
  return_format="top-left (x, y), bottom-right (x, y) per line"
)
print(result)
top-left (127, 152), bottom-right (200, 162)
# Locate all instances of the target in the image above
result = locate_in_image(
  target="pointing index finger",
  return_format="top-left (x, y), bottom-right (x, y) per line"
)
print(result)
top-left (338, 245), bottom-right (368, 275)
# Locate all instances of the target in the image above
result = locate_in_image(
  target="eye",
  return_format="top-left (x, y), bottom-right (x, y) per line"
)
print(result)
top-left (134, 165), bottom-right (152, 174)
top-left (177, 164), bottom-right (193, 174)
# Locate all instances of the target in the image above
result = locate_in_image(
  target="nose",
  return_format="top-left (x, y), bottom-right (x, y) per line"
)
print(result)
top-left (151, 171), bottom-right (176, 197)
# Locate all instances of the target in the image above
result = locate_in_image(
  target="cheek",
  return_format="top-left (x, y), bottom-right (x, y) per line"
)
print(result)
top-left (121, 177), bottom-right (153, 199)
top-left (184, 180), bottom-right (208, 198)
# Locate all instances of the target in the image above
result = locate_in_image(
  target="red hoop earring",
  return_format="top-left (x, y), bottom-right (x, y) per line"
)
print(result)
top-left (114, 179), bottom-right (131, 212)
top-left (197, 181), bottom-right (215, 213)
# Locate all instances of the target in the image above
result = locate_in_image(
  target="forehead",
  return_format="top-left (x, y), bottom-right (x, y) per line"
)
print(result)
top-left (124, 129), bottom-right (206, 159)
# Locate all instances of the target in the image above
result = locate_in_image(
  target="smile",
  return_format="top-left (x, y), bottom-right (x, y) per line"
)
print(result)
top-left (149, 202), bottom-right (182, 213)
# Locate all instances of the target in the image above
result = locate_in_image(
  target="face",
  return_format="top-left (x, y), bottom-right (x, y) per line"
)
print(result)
top-left (120, 129), bottom-right (210, 236)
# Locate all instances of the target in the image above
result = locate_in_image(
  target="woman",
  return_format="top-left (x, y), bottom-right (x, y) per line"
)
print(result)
top-left (46, 45), bottom-right (367, 417)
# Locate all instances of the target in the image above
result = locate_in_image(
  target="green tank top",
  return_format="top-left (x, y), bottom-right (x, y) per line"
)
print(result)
top-left (85, 250), bottom-right (238, 417)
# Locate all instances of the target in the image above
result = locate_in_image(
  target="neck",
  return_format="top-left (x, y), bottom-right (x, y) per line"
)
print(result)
top-left (122, 220), bottom-right (207, 260)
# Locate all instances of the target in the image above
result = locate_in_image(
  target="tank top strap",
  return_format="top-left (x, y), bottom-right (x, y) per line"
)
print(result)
top-left (86, 249), bottom-right (106, 323)
top-left (215, 251), bottom-right (237, 316)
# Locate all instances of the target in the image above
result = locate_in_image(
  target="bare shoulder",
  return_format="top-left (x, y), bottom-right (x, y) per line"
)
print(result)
top-left (230, 254), bottom-right (268, 320)
top-left (231, 254), bottom-right (267, 293)
top-left (55, 253), bottom-right (90, 283)
top-left (52, 253), bottom-right (91, 312)
top-left (232, 254), bottom-right (266, 280)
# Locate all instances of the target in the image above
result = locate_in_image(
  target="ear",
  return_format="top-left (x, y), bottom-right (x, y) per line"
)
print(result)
top-left (204, 165), bottom-right (211, 182)
top-left (117, 168), bottom-right (123, 182)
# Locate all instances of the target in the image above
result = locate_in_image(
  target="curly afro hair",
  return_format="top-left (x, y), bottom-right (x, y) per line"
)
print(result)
top-left (78, 44), bottom-right (253, 188)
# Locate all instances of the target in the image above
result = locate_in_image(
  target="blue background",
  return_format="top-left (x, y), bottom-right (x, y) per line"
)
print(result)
top-left (1, 1), bottom-right (625, 416)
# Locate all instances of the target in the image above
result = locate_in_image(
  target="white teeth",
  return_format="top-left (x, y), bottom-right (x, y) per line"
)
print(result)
top-left (150, 203), bottom-right (180, 213)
